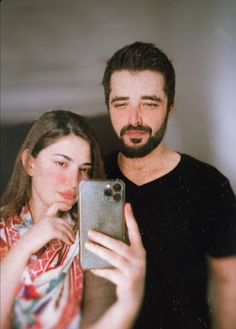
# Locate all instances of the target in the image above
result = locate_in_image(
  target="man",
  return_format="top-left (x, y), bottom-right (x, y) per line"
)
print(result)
top-left (102, 41), bottom-right (236, 329)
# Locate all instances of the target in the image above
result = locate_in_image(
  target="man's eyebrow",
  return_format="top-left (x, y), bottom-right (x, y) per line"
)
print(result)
top-left (110, 95), bottom-right (163, 104)
top-left (141, 95), bottom-right (162, 102)
top-left (110, 96), bottom-right (129, 104)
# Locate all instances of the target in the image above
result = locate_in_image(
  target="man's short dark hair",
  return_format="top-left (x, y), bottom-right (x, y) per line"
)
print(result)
top-left (102, 41), bottom-right (176, 110)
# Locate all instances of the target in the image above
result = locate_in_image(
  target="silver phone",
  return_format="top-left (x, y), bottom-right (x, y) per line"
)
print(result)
top-left (78, 179), bottom-right (126, 269)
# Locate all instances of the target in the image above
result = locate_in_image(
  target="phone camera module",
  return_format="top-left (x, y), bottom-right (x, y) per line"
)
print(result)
top-left (113, 183), bottom-right (122, 192)
top-left (113, 193), bottom-right (121, 202)
top-left (104, 187), bottom-right (113, 197)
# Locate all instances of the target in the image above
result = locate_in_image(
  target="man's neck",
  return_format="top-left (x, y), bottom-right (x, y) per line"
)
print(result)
top-left (118, 143), bottom-right (180, 186)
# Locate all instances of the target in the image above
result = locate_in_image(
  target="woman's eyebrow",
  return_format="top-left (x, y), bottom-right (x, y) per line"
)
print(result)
top-left (53, 154), bottom-right (92, 166)
top-left (81, 162), bottom-right (92, 167)
top-left (53, 153), bottom-right (72, 161)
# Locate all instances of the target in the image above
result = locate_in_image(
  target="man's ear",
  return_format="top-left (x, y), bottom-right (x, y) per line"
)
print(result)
top-left (21, 149), bottom-right (35, 176)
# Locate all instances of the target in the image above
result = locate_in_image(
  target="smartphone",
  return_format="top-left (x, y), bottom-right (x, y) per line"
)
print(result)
top-left (78, 179), bottom-right (126, 269)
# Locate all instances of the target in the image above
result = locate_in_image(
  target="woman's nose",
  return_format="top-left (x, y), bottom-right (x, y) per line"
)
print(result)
top-left (65, 171), bottom-right (78, 190)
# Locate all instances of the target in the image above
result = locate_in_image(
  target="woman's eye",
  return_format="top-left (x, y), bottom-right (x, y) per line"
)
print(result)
top-left (56, 161), bottom-right (66, 167)
top-left (79, 167), bottom-right (92, 177)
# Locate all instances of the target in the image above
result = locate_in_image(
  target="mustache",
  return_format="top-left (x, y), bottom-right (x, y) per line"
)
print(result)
top-left (120, 125), bottom-right (152, 137)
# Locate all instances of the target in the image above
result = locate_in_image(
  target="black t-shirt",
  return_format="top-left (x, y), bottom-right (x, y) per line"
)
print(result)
top-left (105, 152), bottom-right (236, 329)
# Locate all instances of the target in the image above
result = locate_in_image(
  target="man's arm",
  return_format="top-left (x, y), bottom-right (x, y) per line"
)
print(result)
top-left (208, 256), bottom-right (236, 329)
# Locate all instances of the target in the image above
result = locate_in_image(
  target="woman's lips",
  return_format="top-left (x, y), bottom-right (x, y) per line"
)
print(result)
top-left (58, 192), bottom-right (77, 201)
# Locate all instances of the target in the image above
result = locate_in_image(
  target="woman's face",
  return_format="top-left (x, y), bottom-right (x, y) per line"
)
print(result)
top-left (26, 134), bottom-right (92, 216)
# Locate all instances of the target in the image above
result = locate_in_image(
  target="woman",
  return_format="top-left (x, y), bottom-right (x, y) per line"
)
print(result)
top-left (0, 109), bottom-right (146, 329)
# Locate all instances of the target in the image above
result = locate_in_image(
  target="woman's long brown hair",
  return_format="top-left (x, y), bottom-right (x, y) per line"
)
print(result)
top-left (0, 109), bottom-right (105, 218)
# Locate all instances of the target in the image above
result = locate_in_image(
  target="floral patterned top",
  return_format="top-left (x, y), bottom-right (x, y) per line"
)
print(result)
top-left (0, 205), bottom-right (84, 329)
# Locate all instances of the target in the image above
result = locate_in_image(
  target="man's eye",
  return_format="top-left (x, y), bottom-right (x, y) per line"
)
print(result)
top-left (142, 102), bottom-right (158, 108)
top-left (114, 103), bottom-right (127, 108)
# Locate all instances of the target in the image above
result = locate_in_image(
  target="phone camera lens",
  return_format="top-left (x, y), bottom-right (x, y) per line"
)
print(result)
top-left (113, 193), bottom-right (121, 202)
top-left (104, 188), bottom-right (113, 197)
top-left (113, 183), bottom-right (121, 192)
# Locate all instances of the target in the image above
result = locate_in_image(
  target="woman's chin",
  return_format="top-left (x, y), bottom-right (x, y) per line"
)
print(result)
top-left (59, 203), bottom-right (73, 212)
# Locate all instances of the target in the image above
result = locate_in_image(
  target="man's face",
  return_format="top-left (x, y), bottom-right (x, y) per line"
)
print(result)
top-left (109, 70), bottom-right (173, 158)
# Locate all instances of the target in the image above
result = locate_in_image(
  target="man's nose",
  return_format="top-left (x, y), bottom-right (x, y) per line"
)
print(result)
top-left (128, 105), bottom-right (142, 126)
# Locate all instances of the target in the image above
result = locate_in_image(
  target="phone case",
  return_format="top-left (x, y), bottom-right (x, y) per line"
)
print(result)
top-left (78, 179), bottom-right (126, 269)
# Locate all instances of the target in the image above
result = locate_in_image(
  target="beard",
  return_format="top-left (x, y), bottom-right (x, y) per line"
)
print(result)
top-left (119, 117), bottom-right (168, 158)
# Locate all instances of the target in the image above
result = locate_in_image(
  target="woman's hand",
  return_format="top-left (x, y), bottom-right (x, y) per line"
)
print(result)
top-left (18, 202), bottom-right (75, 257)
top-left (85, 203), bottom-right (146, 312)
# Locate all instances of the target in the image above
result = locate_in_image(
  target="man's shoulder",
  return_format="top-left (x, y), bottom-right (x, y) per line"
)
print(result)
top-left (181, 153), bottom-right (223, 173)
top-left (180, 153), bottom-right (230, 187)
